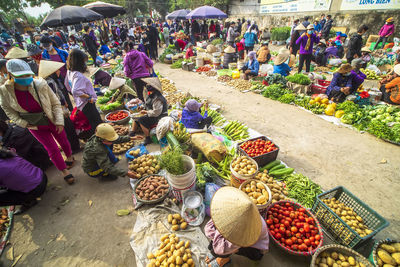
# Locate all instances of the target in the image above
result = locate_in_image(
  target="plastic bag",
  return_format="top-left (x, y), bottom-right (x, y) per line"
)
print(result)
top-left (259, 64), bottom-right (274, 75)
top-left (366, 64), bottom-right (381, 75)
top-left (156, 116), bottom-right (174, 140)
top-left (204, 183), bottom-right (221, 217)
top-left (328, 58), bottom-right (342, 66)
top-left (191, 133), bottom-right (227, 162)
top-left (232, 70), bottom-right (240, 79)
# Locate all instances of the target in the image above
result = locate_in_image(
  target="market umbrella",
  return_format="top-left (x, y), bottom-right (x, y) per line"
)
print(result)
top-left (185, 6), bottom-right (227, 19)
top-left (166, 9), bottom-right (190, 20)
top-left (41, 5), bottom-right (103, 27)
top-left (83, 1), bottom-right (126, 18)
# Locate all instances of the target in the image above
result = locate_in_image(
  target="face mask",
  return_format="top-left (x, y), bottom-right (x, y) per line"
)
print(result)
top-left (14, 77), bottom-right (33, 86)
top-left (36, 41), bottom-right (40, 46)
top-left (308, 30), bottom-right (313, 34)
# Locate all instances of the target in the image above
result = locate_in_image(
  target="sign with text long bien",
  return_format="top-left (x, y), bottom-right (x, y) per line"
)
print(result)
top-left (340, 0), bottom-right (400, 10)
top-left (260, 0), bottom-right (332, 14)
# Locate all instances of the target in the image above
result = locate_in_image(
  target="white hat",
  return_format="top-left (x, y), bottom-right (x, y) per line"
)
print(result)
top-left (84, 66), bottom-right (100, 78)
top-left (5, 47), bottom-right (29, 59)
top-left (307, 24), bottom-right (314, 30)
top-left (394, 64), bottom-right (400, 76)
top-left (294, 24), bottom-right (306, 31)
top-left (38, 60), bottom-right (65, 79)
top-left (6, 59), bottom-right (34, 77)
top-left (109, 77), bottom-right (126, 90)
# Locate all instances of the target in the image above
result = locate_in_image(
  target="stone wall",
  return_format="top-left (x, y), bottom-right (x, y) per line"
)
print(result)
top-left (228, 0), bottom-right (400, 38)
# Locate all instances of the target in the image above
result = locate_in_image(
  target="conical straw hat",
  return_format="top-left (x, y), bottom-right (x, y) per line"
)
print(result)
top-left (5, 47), bottom-right (29, 59)
top-left (142, 77), bottom-right (162, 92)
top-left (294, 24), bottom-right (306, 31)
top-left (274, 52), bottom-right (290, 65)
top-left (109, 77), bottom-right (126, 90)
top-left (210, 186), bottom-right (262, 247)
top-left (38, 60), bottom-right (65, 79)
top-left (224, 46), bottom-right (236, 53)
top-left (84, 66), bottom-right (100, 78)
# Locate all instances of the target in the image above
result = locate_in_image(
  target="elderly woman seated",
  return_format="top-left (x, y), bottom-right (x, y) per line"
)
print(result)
top-left (379, 64), bottom-right (400, 105)
top-left (240, 51), bottom-right (259, 80)
top-left (326, 64), bottom-right (356, 103)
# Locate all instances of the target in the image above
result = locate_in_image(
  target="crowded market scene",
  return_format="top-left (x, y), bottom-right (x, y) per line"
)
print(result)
top-left (0, 0), bottom-right (399, 266)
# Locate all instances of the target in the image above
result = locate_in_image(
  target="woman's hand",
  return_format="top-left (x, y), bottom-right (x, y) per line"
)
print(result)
top-left (56, 125), bottom-right (64, 134)
top-left (245, 70), bottom-right (251, 74)
top-left (140, 110), bottom-right (147, 115)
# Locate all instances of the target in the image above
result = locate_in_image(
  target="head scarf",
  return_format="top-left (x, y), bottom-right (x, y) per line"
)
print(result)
top-left (185, 99), bottom-right (202, 112)
top-left (248, 51), bottom-right (257, 64)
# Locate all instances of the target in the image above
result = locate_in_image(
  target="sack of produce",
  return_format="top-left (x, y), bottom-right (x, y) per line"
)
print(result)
top-left (286, 81), bottom-right (311, 94)
top-left (191, 133), bottom-right (227, 163)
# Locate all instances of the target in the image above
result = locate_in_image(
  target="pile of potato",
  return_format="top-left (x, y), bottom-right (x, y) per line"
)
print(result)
top-left (376, 242), bottom-right (400, 266)
top-left (113, 140), bottom-right (135, 154)
top-left (241, 180), bottom-right (269, 206)
top-left (129, 154), bottom-right (161, 179)
top-left (147, 234), bottom-right (194, 267)
top-left (227, 79), bottom-right (252, 91)
top-left (231, 156), bottom-right (257, 176)
top-left (255, 170), bottom-right (288, 203)
top-left (166, 92), bottom-right (187, 105)
top-left (135, 175), bottom-right (169, 201)
top-left (205, 70), bottom-right (217, 77)
top-left (160, 78), bottom-right (177, 93)
top-left (167, 213), bottom-right (188, 231)
top-left (217, 75), bottom-right (232, 83)
top-left (316, 250), bottom-right (367, 267)
top-left (129, 148), bottom-right (141, 157)
top-left (322, 198), bottom-right (372, 238)
top-left (109, 123), bottom-right (129, 135)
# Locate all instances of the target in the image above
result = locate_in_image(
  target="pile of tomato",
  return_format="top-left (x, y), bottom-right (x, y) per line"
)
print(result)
top-left (240, 138), bottom-right (278, 158)
top-left (266, 202), bottom-right (322, 253)
top-left (107, 111), bottom-right (129, 121)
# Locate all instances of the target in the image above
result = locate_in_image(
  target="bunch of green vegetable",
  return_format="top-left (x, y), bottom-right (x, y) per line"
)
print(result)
top-left (99, 101), bottom-right (122, 112)
top-left (97, 96), bottom-right (111, 104)
top-left (171, 59), bottom-right (184, 69)
top-left (202, 109), bottom-right (226, 127)
top-left (279, 173), bottom-right (323, 208)
top-left (367, 120), bottom-right (394, 140)
top-left (213, 148), bottom-right (237, 180)
top-left (211, 38), bottom-right (224, 45)
top-left (158, 147), bottom-right (185, 175)
top-left (250, 83), bottom-right (266, 92)
top-left (278, 93), bottom-right (296, 104)
top-left (265, 73), bottom-right (287, 86)
top-left (336, 101), bottom-right (360, 113)
top-left (261, 84), bottom-right (291, 100)
top-left (181, 96), bottom-right (201, 106)
top-left (223, 120), bottom-right (249, 141)
top-left (159, 45), bottom-right (177, 62)
top-left (270, 27), bottom-right (291, 41)
top-left (286, 73), bottom-right (311, 85)
top-left (196, 162), bottom-right (222, 192)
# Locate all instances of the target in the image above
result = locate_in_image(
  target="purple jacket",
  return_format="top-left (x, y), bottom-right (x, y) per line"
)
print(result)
top-left (296, 33), bottom-right (320, 55)
top-left (351, 70), bottom-right (366, 91)
top-left (325, 46), bottom-right (338, 58)
top-left (123, 50), bottom-right (153, 80)
top-left (379, 24), bottom-right (395, 37)
top-left (181, 108), bottom-right (208, 129)
top-left (326, 72), bottom-right (353, 97)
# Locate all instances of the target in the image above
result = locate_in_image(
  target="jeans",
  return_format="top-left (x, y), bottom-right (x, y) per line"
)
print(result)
top-left (298, 53), bottom-right (312, 73)
top-left (29, 124), bottom-right (72, 171)
top-left (374, 36), bottom-right (388, 50)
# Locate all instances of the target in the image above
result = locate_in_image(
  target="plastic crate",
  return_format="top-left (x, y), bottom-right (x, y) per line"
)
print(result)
top-left (311, 85), bottom-right (327, 94)
top-left (317, 80), bottom-right (331, 86)
top-left (237, 136), bottom-right (279, 167)
top-left (312, 186), bottom-right (389, 249)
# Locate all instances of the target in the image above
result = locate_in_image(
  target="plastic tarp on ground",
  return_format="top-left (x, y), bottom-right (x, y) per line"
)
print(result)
top-left (129, 199), bottom-right (209, 267)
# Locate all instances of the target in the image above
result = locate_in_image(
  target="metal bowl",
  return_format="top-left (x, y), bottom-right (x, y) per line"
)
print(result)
top-left (105, 110), bottom-right (130, 125)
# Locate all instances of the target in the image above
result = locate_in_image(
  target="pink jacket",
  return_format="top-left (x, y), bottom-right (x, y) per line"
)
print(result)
top-left (379, 23), bottom-right (395, 37)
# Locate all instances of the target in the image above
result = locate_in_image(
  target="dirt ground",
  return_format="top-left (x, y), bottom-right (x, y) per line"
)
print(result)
top-left (2, 62), bottom-right (400, 267)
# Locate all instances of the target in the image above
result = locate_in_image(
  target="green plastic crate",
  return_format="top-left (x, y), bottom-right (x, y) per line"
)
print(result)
top-left (312, 186), bottom-right (389, 248)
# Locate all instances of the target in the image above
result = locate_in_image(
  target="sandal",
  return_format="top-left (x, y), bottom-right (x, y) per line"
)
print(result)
top-left (64, 174), bottom-right (75, 185)
top-left (65, 158), bottom-right (75, 170)
top-left (205, 253), bottom-right (216, 264)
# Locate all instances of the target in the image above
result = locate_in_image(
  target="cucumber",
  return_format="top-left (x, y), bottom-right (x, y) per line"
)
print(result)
top-left (269, 164), bottom-right (286, 172)
top-left (269, 168), bottom-right (294, 177)
top-left (264, 160), bottom-right (281, 171)
top-left (166, 132), bottom-right (180, 149)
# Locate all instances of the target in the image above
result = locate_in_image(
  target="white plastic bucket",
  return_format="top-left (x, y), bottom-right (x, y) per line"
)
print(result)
top-left (166, 155), bottom-right (196, 202)
top-left (196, 58), bottom-right (204, 68)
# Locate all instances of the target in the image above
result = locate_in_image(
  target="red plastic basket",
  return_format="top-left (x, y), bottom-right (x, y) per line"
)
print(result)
top-left (263, 200), bottom-right (324, 256)
top-left (317, 80), bottom-right (331, 86)
top-left (311, 85), bottom-right (327, 94)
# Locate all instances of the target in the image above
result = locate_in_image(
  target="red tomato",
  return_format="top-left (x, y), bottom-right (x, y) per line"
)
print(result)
top-left (266, 219), bottom-right (273, 225)
top-left (291, 226), bottom-right (298, 233)
top-left (292, 244), bottom-right (298, 251)
top-left (315, 240), bottom-right (320, 246)
top-left (309, 236), bottom-right (315, 242)
top-left (285, 230), bottom-right (292, 237)
top-left (304, 239), bottom-right (311, 247)
top-left (275, 233), bottom-right (282, 239)
top-left (304, 224), bottom-right (310, 233)
top-left (286, 239), bottom-right (293, 246)
top-left (291, 237), bottom-right (297, 243)
top-left (315, 234), bottom-right (321, 241)
top-left (283, 221), bottom-right (290, 227)
top-left (299, 228), bottom-right (305, 234)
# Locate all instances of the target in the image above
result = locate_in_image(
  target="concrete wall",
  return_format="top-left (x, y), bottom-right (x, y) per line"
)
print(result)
top-left (228, 0), bottom-right (400, 38)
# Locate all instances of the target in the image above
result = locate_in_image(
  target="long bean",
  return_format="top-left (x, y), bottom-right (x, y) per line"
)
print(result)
top-left (280, 173), bottom-right (322, 208)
